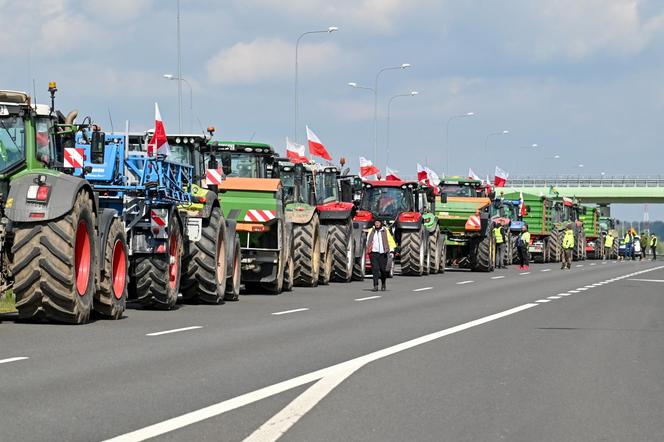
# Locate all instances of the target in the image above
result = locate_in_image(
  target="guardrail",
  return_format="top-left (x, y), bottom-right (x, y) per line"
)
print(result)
top-left (509, 176), bottom-right (664, 188)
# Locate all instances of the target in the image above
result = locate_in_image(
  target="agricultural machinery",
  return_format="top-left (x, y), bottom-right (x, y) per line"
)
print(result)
top-left (580, 205), bottom-right (601, 259)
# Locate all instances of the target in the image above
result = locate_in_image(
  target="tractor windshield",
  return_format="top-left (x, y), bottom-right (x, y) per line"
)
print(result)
top-left (0, 115), bottom-right (26, 172)
top-left (439, 183), bottom-right (478, 197)
top-left (360, 186), bottom-right (413, 218)
top-left (167, 143), bottom-right (193, 166)
top-left (315, 172), bottom-right (338, 204)
top-left (217, 152), bottom-right (261, 178)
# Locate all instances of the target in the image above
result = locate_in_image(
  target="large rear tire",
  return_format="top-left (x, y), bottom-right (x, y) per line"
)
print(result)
top-left (224, 239), bottom-right (241, 301)
top-left (181, 207), bottom-right (226, 304)
top-left (132, 215), bottom-right (182, 309)
top-left (438, 235), bottom-right (447, 273)
top-left (293, 215), bottom-right (321, 287)
top-left (283, 253), bottom-right (294, 292)
top-left (428, 230), bottom-right (441, 275)
top-left (318, 239), bottom-right (333, 285)
top-left (12, 191), bottom-right (96, 324)
top-left (330, 223), bottom-right (354, 283)
top-left (471, 229), bottom-right (495, 272)
top-left (352, 236), bottom-right (367, 281)
top-left (94, 217), bottom-right (128, 319)
top-left (401, 227), bottom-right (426, 276)
top-left (548, 229), bottom-right (561, 262)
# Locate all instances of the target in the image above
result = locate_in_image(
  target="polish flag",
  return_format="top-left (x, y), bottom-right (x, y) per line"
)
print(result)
top-left (385, 166), bottom-right (401, 181)
top-left (147, 103), bottom-right (170, 157)
top-left (417, 163), bottom-right (428, 183)
top-left (519, 191), bottom-right (528, 217)
top-left (468, 168), bottom-right (480, 180)
top-left (359, 157), bottom-right (379, 177)
top-left (306, 126), bottom-right (332, 161)
top-left (425, 166), bottom-right (440, 187)
top-left (494, 166), bottom-right (509, 187)
top-left (285, 138), bottom-right (308, 164)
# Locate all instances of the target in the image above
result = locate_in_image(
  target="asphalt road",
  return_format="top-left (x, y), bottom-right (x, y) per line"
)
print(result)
top-left (1, 259), bottom-right (663, 442)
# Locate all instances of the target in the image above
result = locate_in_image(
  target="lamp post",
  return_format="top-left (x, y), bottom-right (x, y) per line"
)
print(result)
top-left (164, 74), bottom-right (192, 132)
top-left (386, 91), bottom-right (418, 169)
top-left (294, 26), bottom-right (338, 141)
top-left (373, 63), bottom-right (411, 161)
top-left (484, 130), bottom-right (510, 151)
top-left (444, 112), bottom-right (475, 175)
top-left (176, 0), bottom-right (182, 133)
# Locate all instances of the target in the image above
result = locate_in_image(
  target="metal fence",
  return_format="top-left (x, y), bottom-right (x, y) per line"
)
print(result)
top-left (509, 176), bottom-right (664, 188)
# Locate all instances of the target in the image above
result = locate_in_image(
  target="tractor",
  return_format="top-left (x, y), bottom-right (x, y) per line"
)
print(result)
top-left (0, 84), bottom-right (128, 323)
top-left (354, 180), bottom-right (444, 276)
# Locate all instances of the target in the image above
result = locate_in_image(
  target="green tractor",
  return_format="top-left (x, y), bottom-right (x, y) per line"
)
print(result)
top-left (551, 196), bottom-right (586, 261)
top-left (0, 85), bottom-right (128, 323)
top-left (580, 205), bottom-right (601, 259)
top-left (204, 141), bottom-right (294, 294)
top-left (598, 205), bottom-right (620, 259)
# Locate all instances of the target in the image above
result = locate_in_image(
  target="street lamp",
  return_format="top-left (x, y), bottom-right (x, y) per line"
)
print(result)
top-left (347, 82), bottom-right (374, 92)
top-left (164, 74), bottom-right (193, 132)
top-left (520, 143), bottom-right (539, 149)
top-left (373, 63), bottom-right (411, 161)
top-left (484, 130), bottom-right (510, 151)
top-left (444, 112), bottom-right (475, 175)
top-left (294, 26), bottom-right (338, 141)
top-left (386, 91), bottom-right (419, 169)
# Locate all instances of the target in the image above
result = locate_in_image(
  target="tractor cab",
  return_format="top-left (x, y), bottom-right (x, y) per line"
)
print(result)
top-left (358, 180), bottom-right (417, 223)
top-left (204, 141), bottom-right (277, 179)
top-left (438, 177), bottom-right (491, 199)
top-left (276, 160), bottom-right (314, 206)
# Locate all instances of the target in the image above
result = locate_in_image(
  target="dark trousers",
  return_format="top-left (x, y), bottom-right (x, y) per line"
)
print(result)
top-left (517, 246), bottom-right (529, 267)
top-left (562, 248), bottom-right (572, 268)
top-left (495, 243), bottom-right (505, 268)
top-left (369, 252), bottom-right (388, 286)
top-left (652, 246), bottom-right (657, 260)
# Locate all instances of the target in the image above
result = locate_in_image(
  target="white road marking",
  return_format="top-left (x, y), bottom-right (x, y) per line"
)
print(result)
top-left (558, 293), bottom-right (571, 296)
top-left (576, 264), bottom-right (584, 268)
top-left (590, 263), bottom-right (596, 266)
top-left (355, 295), bottom-right (381, 302)
top-left (520, 272), bottom-right (530, 275)
top-left (569, 290), bottom-right (580, 293)
top-left (576, 288), bottom-right (588, 291)
top-left (272, 308), bottom-right (309, 316)
top-left (413, 287), bottom-right (433, 292)
top-left (0, 357), bottom-right (29, 365)
top-left (145, 326), bottom-right (203, 337)
top-left (548, 296), bottom-right (561, 299)
top-left (540, 269), bottom-right (551, 272)
top-left (104, 303), bottom-right (538, 442)
top-left (536, 299), bottom-right (550, 303)
top-left (456, 280), bottom-right (474, 285)
top-left (584, 285), bottom-right (595, 288)
top-left (628, 278), bottom-right (664, 283)
top-left (602, 261), bottom-right (607, 264)
top-left (491, 276), bottom-right (505, 280)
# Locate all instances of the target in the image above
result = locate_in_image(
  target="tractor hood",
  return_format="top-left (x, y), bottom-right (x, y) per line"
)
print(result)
top-left (218, 177), bottom-right (281, 192)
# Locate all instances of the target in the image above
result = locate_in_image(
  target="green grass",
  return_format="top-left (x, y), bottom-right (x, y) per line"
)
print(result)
top-left (0, 290), bottom-right (16, 313)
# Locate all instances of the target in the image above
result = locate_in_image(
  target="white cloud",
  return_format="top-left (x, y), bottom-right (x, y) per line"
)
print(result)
top-left (206, 38), bottom-right (344, 85)
top-left (82, 0), bottom-right (153, 20)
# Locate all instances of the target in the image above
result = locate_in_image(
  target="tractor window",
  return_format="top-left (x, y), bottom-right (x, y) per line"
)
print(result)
top-left (34, 118), bottom-right (56, 166)
top-left (218, 152), bottom-right (260, 178)
top-left (280, 171), bottom-right (296, 204)
top-left (360, 187), bottom-right (413, 218)
top-left (439, 184), bottom-right (476, 197)
top-left (0, 115), bottom-right (25, 172)
top-left (167, 143), bottom-right (192, 166)
top-left (315, 172), bottom-right (338, 204)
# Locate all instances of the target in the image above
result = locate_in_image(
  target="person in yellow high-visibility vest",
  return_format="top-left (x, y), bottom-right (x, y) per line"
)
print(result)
top-left (494, 224), bottom-right (506, 269)
top-left (651, 234), bottom-right (658, 260)
top-left (561, 223), bottom-right (575, 270)
top-left (603, 231), bottom-right (614, 260)
top-left (516, 225), bottom-right (531, 270)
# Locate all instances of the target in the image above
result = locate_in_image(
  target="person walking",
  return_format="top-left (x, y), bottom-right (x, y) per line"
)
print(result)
top-left (603, 231), bottom-right (615, 260)
top-left (494, 223), bottom-right (506, 269)
top-left (366, 219), bottom-right (396, 291)
top-left (650, 234), bottom-right (658, 260)
top-left (561, 223), bottom-right (575, 270)
top-left (516, 224), bottom-right (531, 270)
top-left (634, 235), bottom-right (642, 261)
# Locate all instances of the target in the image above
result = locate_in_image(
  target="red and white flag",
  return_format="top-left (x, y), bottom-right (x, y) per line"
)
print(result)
top-left (285, 138), bottom-right (308, 164)
top-left (425, 166), bottom-right (440, 187)
top-left (147, 103), bottom-right (170, 157)
top-left (417, 163), bottom-right (428, 183)
top-left (468, 168), bottom-right (480, 180)
top-left (306, 126), bottom-right (332, 161)
top-left (494, 166), bottom-right (509, 187)
top-left (385, 166), bottom-right (401, 181)
top-left (519, 191), bottom-right (527, 217)
top-left (359, 157), bottom-right (379, 177)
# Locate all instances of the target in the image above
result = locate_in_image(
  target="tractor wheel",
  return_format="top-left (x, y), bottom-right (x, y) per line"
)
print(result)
top-left (292, 215), bottom-right (321, 287)
top-left (318, 241), bottom-right (333, 285)
top-left (283, 253), bottom-right (294, 292)
top-left (330, 223), bottom-right (354, 283)
top-left (94, 217), bottom-right (128, 319)
top-left (438, 235), bottom-right (447, 273)
top-left (511, 235), bottom-right (519, 264)
top-left (428, 230), bottom-right (441, 275)
top-left (547, 230), bottom-right (560, 262)
top-left (132, 215), bottom-right (182, 309)
top-left (352, 237), bottom-right (367, 281)
top-left (12, 191), bottom-right (96, 324)
top-left (401, 227), bottom-right (426, 276)
top-left (612, 240), bottom-right (619, 259)
top-left (471, 229), bottom-right (495, 272)
top-left (181, 207), bottom-right (226, 304)
top-left (224, 239), bottom-right (241, 301)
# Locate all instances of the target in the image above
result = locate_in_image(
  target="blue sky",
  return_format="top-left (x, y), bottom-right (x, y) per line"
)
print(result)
top-left (2, 0), bottom-right (664, 219)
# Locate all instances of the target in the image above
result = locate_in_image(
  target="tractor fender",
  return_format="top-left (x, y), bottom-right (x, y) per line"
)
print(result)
top-left (318, 208), bottom-right (354, 221)
top-left (285, 204), bottom-right (315, 225)
top-left (6, 173), bottom-right (98, 223)
top-left (394, 220), bottom-right (422, 231)
top-left (352, 223), bottom-right (368, 259)
top-left (199, 190), bottom-right (219, 219)
top-left (97, 208), bottom-right (120, 278)
top-left (319, 223), bottom-right (331, 255)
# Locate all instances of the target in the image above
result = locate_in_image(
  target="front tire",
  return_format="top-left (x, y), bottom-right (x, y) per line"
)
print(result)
top-left (293, 215), bottom-right (321, 287)
top-left (330, 223), bottom-right (354, 283)
top-left (224, 238), bottom-right (241, 301)
top-left (401, 227), bottom-right (426, 276)
top-left (94, 217), bottom-right (128, 319)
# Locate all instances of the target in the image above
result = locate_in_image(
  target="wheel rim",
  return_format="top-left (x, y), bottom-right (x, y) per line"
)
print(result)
top-left (419, 236), bottom-right (425, 268)
top-left (168, 231), bottom-right (179, 289)
top-left (75, 220), bottom-right (91, 296)
top-left (346, 239), bottom-right (353, 273)
top-left (216, 233), bottom-right (226, 285)
top-left (111, 239), bottom-right (127, 300)
top-left (233, 249), bottom-right (241, 290)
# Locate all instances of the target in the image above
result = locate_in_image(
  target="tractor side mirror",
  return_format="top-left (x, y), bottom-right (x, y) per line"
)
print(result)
top-left (439, 193), bottom-right (448, 204)
top-left (207, 154), bottom-right (218, 170)
top-left (91, 131), bottom-right (106, 164)
top-left (426, 187), bottom-right (435, 204)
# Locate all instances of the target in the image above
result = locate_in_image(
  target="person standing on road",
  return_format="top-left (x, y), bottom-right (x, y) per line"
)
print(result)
top-left (494, 223), bottom-right (506, 269)
top-left (561, 223), bottom-right (575, 270)
top-left (366, 219), bottom-right (396, 292)
top-left (650, 234), bottom-right (658, 260)
top-left (603, 231), bottom-right (615, 260)
top-left (634, 234), bottom-right (642, 261)
top-left (516, 224), bottom-right (530, 270)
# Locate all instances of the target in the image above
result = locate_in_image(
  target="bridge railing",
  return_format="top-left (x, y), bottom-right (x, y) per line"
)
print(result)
top-left (509, 176), bottom-right (664, 188)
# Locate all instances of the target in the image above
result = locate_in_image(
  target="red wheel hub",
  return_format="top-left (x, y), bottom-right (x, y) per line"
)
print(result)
top-left (111, 239), bottom-right (127, 300)
top-left (75, 220), bottom-right (91, 296)
top-left (168, 232), bottom-right (179, 289)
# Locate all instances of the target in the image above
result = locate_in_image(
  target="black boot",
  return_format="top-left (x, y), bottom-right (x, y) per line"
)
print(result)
top-left (381, 281), bottom-right (386, 291)
top-left (372, 285), bottom-right (378, 292)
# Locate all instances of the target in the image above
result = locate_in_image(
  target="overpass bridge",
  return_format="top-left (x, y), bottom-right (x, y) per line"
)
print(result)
top-left (507, 175), bottom-right (664, 204)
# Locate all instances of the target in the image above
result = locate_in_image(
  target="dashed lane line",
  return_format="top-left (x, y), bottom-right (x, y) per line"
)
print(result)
top-left (548, 296), bottom-right (562, 299)
top-left (413, 287), bottom-right (433, 292)
top-left (536, 299), bottom-right (551, 303)
top-left (354, 296), bottom-right (381, 302)
top-left (456, 280), bottom-right (474, 285)
top-left (520, 272), bottom-right (530, 275)
top-left (491, 276), bottom-right (505, 280)
top-left (0, 357), bottom-right (29, 365)
top-left (146, 326), bottom-right (203, 337)
top-left (540, 269), bottom-right (551, 272)
top-left (576, 264), bottom-right (584, 268)
top-left (272, 308), bottom-right (309, 316)
top-left (558, 293), bottom-right (571, 296)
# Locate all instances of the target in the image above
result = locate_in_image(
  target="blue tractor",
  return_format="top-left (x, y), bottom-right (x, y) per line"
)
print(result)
top-left (73, 129), bottom-right (239, 313)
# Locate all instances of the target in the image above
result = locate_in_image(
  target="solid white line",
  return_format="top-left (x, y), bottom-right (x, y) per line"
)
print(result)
top-left (271, 308), bottom-right (309, 316)
top-left (413, 287), bottom-right (434, 292)
top-left (628, 278), bottom-right (664, 283)
top-left (540, 269), bottom-right (551, 272)
top-left (354, 295), bottom-right (381, 302)
top-left (145, 326), bottom-right (203, 337)
top-left (548, 296), bottom-right (561, 299)
top-left (520, 272), bottom-right (530, 275)
top-left (491, 276), bottom-right (505, 279)
top-left (104, 303), bottom-right (538, 442)
top-left (0, 357), bottom-right (29, 365)
top-left (536, 299), bottom-right (550, 303)
top-left (456, 280), bottom-right (474, 285)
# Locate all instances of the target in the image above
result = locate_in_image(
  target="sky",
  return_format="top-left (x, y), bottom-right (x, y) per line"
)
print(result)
top-left (2, 0), bottom-right (664, 219)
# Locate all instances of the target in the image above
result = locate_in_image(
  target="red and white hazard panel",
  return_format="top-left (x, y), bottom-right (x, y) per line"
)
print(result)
top-left (243, 210), bottom-right (277, 222)
top-left (205, 168), bottom-right (224, 185)
top-left (64, 148), bottom-right (85, 168)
